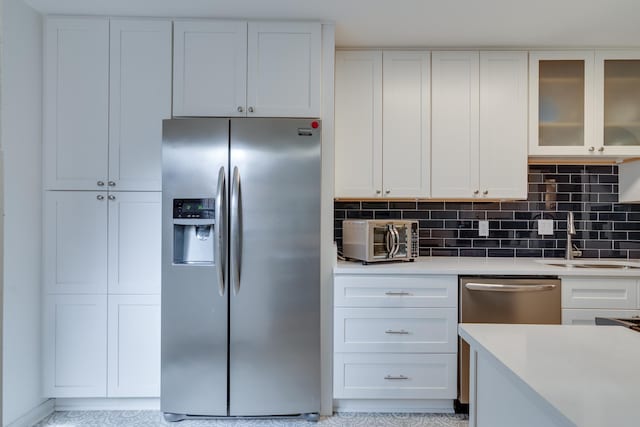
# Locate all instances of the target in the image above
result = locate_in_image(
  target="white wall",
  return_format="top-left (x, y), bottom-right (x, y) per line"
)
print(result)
top-left (1, 0), bottom-right (44, 425)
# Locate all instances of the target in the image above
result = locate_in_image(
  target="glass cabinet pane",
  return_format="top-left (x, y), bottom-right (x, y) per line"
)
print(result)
top-left (538, 60), bottom-right (585, 147)
top-left (604, 60), bottom-right (640, 147)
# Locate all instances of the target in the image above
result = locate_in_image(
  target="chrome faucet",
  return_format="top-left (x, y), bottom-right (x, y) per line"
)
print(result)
top-left (566, 212), bottom-right (582, 260)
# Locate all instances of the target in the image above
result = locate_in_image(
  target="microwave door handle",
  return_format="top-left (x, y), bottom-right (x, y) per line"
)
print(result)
top-left (385, 226), bottom-right (393, 256)
top-left (391, 225), bottom-right (400, 257)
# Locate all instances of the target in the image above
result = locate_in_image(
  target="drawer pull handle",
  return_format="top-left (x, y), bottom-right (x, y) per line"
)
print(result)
top-left (384, 375), bottom-right (409, 380)
top-left (385, 291), bottom-right (410, 296)
top-left (385, 329), bottom-right (409, 335)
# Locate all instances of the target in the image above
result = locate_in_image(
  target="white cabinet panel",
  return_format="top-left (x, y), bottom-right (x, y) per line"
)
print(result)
top-left (431, 51), bottom-right (480, 198)
top-left (109, 19), bottom-right (172, 191)
top-left (108, 295), bottom-right (161, 397)
top-left (173, 20), bottom-right (247, 117)
top-left (561, 277), bottom-right (637, 309)
top-left (44, 295), bottom-right (107, 397)
top-left (44, 192), bottom-right (108, 294)
top-left (479, 51), bottom-right (528, 199)
top-left (562, 308), bottom-right (640, 325)
top-left (382, 51), bottom-right (430, 198)
top-left (333, 353), bottom-right (456, 399)
top-left (44, 17), bottom-right (109, 190)
top-left (334, 275), bottom-right (457, 308)
top-left (108, 192), bottom-right (161, 294)
top-left (334, 307), bottom-right (457, 353)
top-left (247, 22), bottom-right (321, 117)
top-left (335, 51), bottom-right (383, 198)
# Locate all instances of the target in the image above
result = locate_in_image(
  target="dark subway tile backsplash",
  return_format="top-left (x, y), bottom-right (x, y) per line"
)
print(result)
top-left (334, 164), bottom-right (640, 259)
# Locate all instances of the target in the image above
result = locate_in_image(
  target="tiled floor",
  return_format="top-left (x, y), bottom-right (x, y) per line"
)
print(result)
top-left (36, 411), bottom-right (469, 427)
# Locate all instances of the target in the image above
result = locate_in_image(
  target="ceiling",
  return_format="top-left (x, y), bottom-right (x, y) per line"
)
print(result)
top-left (25, 0), bottom-right (640, 48)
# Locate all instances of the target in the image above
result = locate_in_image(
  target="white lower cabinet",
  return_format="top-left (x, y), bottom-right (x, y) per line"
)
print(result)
top-left (44, 295), bottom-right (108, 397)
top-left (108, 295), bottom-right (161, 397)
top-left (334, 274), bottom-right (458, 406)
top-left (561, 277), bottom-right (640, 325)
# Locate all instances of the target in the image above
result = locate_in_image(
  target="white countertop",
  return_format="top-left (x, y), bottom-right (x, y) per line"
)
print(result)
top-left (334, 257), bottom-right (640, 277)
top-left (459, 324), bottom-right (640, 427)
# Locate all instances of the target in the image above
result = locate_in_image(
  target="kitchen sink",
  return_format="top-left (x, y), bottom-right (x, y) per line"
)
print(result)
top-left (536, 259), bottom-right (640, 269)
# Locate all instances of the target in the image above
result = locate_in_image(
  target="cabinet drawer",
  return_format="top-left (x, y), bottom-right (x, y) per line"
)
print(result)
top-left (561, 277), bottom-right (638, 309)
top-left (562, 308), bottom-right (640, 325)
top-left (334, 275), bottom-right (457, 307)
top-left (333, 353), bottom-right (456, 399)
top-left (334, 307), bottom-right (457, 353)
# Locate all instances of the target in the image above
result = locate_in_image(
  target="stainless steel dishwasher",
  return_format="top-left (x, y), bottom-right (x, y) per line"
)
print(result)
top-left (457, 276), bottom-right (561, 407)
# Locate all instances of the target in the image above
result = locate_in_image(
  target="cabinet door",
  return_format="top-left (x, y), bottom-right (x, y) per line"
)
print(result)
top-left (44, 295), bottom-right (107, 397)
top-left (335, 51), bottom-right (383, 198)
top-left (382, 51), bottom-right (430, 198)
top-left (529, 51), bottom-right (595, 156)
top-left (594, 50), bottom-right (640, 156)
top-left (109, 20), bottom-right (172, 191)
top-left (108, 192), bottom-right (161, 294)
top-left (562, 308), bottom-right (640, 325)
top-left (173, 20), bottom-right (247, 117)
top-left (479, 51), bottom-right (528, 199)
top-left (44, 17), bottom-right (109, 190)
top-left (431, 51), bottom-right (480, 198)
top-left (561, 277), bottom-right (637, 309)
top-left (44, 191), bottom-right (108, 294)
top-left (108, 295), bottom-right (161, 397)
top-left (247, 22), bottom-right (321, 117)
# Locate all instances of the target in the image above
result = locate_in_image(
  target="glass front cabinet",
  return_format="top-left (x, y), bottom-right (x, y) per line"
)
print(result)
top-left (530, 50), bottom-right (640, 157)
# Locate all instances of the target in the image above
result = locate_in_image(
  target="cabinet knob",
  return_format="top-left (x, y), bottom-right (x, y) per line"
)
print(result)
top-left (385, 189), bottom-right (391, 195)
top-left (97, 195), bottom-right (105, 201)
top-left (97, 181), bottom-right (105, 186)
top-left (108, 181), bottom-right (116, 187)
top-left (473, 190), bottom-right (480, 195)
top-left (588, 146), bottom-right (595, 152)
top-left (108, 194), bottom-right (116, 201)
top-left (483, 190), bottom-right (489, 195)
top-left (598, 147), bottom-right (605, 152)
top-left (237, 106), bottom-right (244, 113)
top-left (248, 106), bottom-right (254, 113)
top-left (376, 190), bottom-right (382, 195)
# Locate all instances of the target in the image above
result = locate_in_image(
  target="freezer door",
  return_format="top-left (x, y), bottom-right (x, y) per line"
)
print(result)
top-left (161, 118), bottom-right (230, 416)
top-left (229, 118), bottom-right (321, 416)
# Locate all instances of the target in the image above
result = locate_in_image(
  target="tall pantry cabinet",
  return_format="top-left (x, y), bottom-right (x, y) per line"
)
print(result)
top-left (43, 17), bottom-right (168, 398)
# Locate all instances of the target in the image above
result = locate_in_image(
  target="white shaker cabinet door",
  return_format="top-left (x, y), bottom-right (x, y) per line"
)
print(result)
top-left (335, 51), bottom-right (383, 198)
top-left (382, 51), bottom-right (431, 198)
top-left (44, 17), bottom-right (109, 190)
top-left (431, 51), bottom-right (480, 198)
top-left (479, 51), bottom-right (528, 199)
top-left (44, 294), bottom-right (107, 397)
top-left (108, 295), bottom-right (161, 397)
top-left (44, 191), bottom-right (108, 294)
top-left (247, 22), bottom-right (321, 117)
top-left (108, 192), bottom-right (161, 294)
top-left (173, 20), bottom-right (248, 117)
top-left (109, 19), bottom-right (172, 191)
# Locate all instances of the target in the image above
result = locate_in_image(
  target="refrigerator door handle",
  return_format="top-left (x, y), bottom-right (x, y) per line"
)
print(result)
top-left (215, 166), bottom-right (227, 296)
top-left (231, 166), bottom-right (243, 295)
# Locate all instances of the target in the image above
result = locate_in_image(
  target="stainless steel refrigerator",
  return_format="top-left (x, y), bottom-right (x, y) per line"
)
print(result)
top-left (161, 118), bottom-right (321, 421)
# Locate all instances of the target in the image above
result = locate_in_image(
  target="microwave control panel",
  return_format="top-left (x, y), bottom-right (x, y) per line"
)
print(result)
top-left (173, 198), bottom-right (215, 219)
top-left (411, 222), bottom-right (419, 258)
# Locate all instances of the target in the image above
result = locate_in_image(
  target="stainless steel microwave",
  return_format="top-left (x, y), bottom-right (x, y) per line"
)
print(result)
top-left (342, 220), bottom-right (418, 264)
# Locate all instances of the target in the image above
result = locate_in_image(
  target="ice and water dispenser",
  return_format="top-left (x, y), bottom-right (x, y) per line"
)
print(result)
top-left (172, 198), bottom-right (215, 264)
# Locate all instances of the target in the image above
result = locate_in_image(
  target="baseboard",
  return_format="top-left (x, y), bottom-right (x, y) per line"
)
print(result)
top-left (54, 398), bottom-right (160, 411)
top-left (332, 399), bottom-right (454, 413)
top-left (6, 399), bottom-right (55, 427)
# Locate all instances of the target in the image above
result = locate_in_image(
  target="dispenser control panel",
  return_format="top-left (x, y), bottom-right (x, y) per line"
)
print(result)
top-left (173, 198), bottom-right (215, 219)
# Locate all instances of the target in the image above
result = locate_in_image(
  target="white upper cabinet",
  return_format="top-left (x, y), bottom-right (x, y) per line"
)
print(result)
top-left (431, 51), bottom-right (480, 198)
top-left (335, 51), bottom-right (383, 198)
top-left (44, 17), bottom-right (171, 191)
top-left (335, 50), bottom-right (430, 198)
top-left (382, 51), bottom-right (431, 198)
top-left (109, 19), bottom-right (172, 191)
top-left (44, 17), bottom-right (109, 190)
top-left (173, 21), bottom-right (321, 118)
top-left (173, 20), bottom-right (247, 117)
top-left (431, 51), bottom-right (527, 199)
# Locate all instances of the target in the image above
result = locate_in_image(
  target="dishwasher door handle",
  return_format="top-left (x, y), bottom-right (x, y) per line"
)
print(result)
top-left (464, 282), bottom-right (557, 292)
